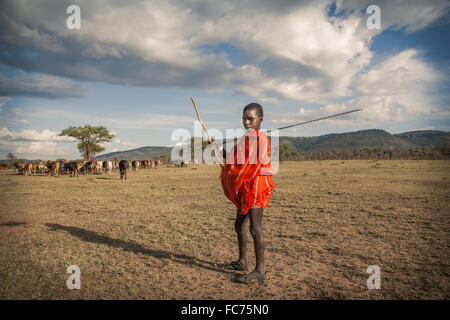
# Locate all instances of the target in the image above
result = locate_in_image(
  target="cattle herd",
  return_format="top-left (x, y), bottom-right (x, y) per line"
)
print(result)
top-left (12, 159), bottom-right (162, 179)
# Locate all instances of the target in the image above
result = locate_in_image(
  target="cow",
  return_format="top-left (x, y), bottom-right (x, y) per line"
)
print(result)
top-left (14, 162), bottom-right (21, 174)
top-left (36, 161), bottom-right (43, 174)
top-left (95, 161), bottom-right (102, 174)
top-left (132, 160), bottom-right (139, 171)
top-left (39, 161), bottom-right (48, 174)
top-left (51, 161), bottom-right (60, 176)
top-left (172, 159), bottom-right (186, 167)
top-left (0, 163), bottom-right (6, 170)
top-left (15, 162), bottom-right (27, 175)
top-left (80, 161), bottom-right (91, 174)
top-left (45, 161), bottom-right (53, 175)
top-left (155, 160), bottom-right (161, 168)
top-left (103, 160), bottom-right (113, 174)
top-left (73, 161), bottom-right (82, 177)
top-left (119, 160), bottom-right (129, 180)
top-left (65, 161), bottom-right (82, 178)
top-left (23, 163), bottom-right (32, 175)
top-left (31, 162), bottom-right (38, 175)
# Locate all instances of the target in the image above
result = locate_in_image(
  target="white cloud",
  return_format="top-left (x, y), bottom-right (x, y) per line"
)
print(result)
top-left (14, 141), bottom-right (71, 156)
top-left (0, 0), bottom-right (447, 141)
top-left (0, 96), bottom-right (12, 112)
top-left (266, 49), bottom-right (444, 128)
top-left (0, 71), bottom-right (87, 99)
top-left (336, 0), bottom-right (450, 33)
top-left (2, 0), bottom-right (446, 103)
top-left (352, 49), bottom-right (442, 122)
top-left (114, 138), bottom-right (138, 148)
top-left (1, 119), bottom-right (29, 126)
top-left (0, 127), bottom-right (75, 142)
top-left (0, 12), bottom-right (66, 53)
top-left (0, 138), bottom-right (74, 159)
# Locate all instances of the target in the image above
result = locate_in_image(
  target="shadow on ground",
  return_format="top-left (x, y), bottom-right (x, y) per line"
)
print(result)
top-left (0, 221), bottom-right (27, 227)
top-left (45, 223), bottom-right (237, 276)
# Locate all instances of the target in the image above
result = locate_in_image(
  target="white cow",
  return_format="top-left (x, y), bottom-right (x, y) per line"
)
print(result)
top-left (96, 161), bottom-right (103, 174)
top-left (103, 160), bottom-right (113, 174)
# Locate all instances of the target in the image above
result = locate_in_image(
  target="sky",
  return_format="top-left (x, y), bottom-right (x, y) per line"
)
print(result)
top-left (0, 0), bottom-right (449, 160)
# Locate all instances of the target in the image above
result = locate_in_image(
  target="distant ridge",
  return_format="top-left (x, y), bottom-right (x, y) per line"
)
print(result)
top-left (2, 129), bottom-right (448, 161)
top-left (95, 129), bottom-right (449, 160)
top-left (95, 146), bottom-right (171, 160)
top-left (279, 129), bottom-right (450, 153)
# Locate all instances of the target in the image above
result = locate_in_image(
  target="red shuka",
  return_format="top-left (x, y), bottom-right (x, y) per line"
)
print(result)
top-left (220, 129), bottom-right (274, 215)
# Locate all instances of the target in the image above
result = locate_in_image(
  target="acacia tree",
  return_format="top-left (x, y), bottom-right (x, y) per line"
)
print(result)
top-left (7, 153), bottom-right (17, 162)
top-left (59, 125), bottom-right (115, 161)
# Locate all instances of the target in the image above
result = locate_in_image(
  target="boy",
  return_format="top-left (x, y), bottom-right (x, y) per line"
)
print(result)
top-left (218, 103), bottom-right (274, 284)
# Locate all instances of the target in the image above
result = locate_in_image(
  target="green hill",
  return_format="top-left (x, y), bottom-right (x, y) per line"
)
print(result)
top-left (4, 129), bottom-right (447, 162)
top-left (279, 129), bottom-right (428, 153)
top-left (95, 129), bottom-right (448, 160)
top-left (95, 146), bottom-right (171, 160)
top-left (393, 130), bottom-right (450, 147)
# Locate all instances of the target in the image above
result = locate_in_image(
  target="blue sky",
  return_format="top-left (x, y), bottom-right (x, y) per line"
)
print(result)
top-left (0, 0), bottom-right (449, 160)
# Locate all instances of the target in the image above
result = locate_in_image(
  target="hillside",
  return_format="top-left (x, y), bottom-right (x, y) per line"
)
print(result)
top-left (2, 129), bottom-right (448, 162)
top-left (278, 129), bottom-right (444, 153)
top-left (95, 146), bottom-right (171, 160)
top-left (393, 130), bottom-right (450, 147)
top-left (95, 129), bottom-right (448, 160)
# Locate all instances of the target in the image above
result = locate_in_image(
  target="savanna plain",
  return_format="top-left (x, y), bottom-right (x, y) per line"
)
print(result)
top-left (0, 160), bottom-right (448, 299)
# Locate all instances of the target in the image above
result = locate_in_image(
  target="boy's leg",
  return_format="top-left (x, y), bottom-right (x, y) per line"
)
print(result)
top-left (249, 208), bottom-right (265, 275)
top-left (234, 210), bottom-right (249, 266)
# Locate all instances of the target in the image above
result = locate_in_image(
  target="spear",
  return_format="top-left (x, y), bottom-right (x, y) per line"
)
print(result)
top-left (191, 97), bottom-right (223, 167)
top-left (191, 97), bottom-right (362, 160)
top-left (267, 108), bottom-right (363, 134)
top-left (220, 108), bottom-right (363, 143)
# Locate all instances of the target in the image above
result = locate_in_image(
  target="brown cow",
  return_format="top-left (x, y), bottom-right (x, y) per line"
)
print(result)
top-left (51, 161), bottom-right (60, 176)
top-left (38, 161), bottom-right (47, 174)
top-left (32, 162), bottom-right (38, 175)
top-left (24, 163), bottom-right (32, 176)
top-left (15, 162), bottom-right (27, 175)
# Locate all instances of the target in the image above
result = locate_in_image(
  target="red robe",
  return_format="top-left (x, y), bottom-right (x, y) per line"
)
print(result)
top-left (220, 129), bottom-right (274, 215)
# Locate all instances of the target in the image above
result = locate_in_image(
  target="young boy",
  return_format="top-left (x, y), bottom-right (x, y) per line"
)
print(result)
top-left (219, 103), bottom-right (274, 284)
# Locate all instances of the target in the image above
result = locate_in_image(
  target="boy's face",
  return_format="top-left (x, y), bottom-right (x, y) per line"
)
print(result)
top-left (242, 108), bottom-right (262, 131)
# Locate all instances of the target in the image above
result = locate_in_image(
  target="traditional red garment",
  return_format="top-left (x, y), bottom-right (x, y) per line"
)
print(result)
top-left (220, 129), bottom-right (274, 215)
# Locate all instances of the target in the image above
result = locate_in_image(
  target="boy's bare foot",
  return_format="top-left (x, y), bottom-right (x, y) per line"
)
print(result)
top-left (224, 260), bottom-right (248, 271)
top-left (235, 271), bottom-right (267, 284)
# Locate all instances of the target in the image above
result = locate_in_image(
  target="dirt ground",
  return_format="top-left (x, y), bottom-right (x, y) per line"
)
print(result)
top-left (0, 160), bottom-right (449, 299)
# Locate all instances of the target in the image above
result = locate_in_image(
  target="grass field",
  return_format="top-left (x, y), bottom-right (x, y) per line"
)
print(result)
top-left (0, 160), bottom-right (449, 299)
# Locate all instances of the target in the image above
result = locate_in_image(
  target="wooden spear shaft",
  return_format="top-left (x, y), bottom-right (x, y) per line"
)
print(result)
top-left (190, 97), bottom-right (223, 167)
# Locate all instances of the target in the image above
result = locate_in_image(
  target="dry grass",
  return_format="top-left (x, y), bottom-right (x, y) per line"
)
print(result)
top-left (0, 160), bottom-right (449, 299)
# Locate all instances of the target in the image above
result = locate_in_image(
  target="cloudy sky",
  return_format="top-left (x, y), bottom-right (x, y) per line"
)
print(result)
top-left (0, 0), bottom-right (449, 160)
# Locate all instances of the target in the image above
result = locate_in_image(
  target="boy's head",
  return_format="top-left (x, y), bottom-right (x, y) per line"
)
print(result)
top-left (242, 103), bottom-right (263, 131)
